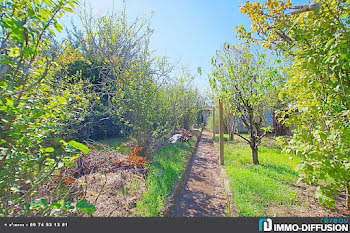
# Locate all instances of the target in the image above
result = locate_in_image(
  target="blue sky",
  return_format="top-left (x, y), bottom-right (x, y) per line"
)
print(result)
top-left (60, 0), bottom-right (307, 93)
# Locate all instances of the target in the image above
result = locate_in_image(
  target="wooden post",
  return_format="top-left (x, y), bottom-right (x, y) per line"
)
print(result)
top-left (212, 106), bottom-right (215, 141)
top-left (219, 99), bottom-right (224, 165)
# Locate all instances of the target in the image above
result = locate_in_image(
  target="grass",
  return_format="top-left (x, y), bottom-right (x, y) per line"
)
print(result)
top-left (136, 136), bottom-right (197, 216)
top-left (98, 131), bottom-right (200, 216)
top-left (99, 137), bottom-right (127, 148)
top-left (98, 137), bottom-right (130, 154)
top-left (217, 134), bottom-right (301, 216)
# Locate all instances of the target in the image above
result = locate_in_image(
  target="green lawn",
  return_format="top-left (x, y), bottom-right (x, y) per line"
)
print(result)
top-left (216, 134), bottom-right (301, 216)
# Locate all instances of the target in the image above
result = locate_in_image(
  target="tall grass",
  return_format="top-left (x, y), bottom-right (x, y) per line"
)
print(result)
top-left (136, 138), bottom-right (196, 216)
top-left (220, 135), bottom-right (301, 216)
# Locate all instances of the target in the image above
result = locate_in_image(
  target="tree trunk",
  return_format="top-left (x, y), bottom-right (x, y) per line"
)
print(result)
top-left (273, 114), bottom-right (287, 136)
top-left (183, 114), bottom-right (189, 130)
top-left (248, 112), bottom-right (259, 165)
top-left (346, 180), bottom-right (350, 214)
top-left (249, 132), bottom-right (259, 165)
top-left (229, 131), bottom-right (234, 140)
top-left (250, 144), bottom-right (259, 165)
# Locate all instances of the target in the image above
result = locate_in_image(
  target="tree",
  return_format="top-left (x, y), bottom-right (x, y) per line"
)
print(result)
top-left (64, 6), bottom-right (204, 156)
top-left (237, 0), bottom-right (350, 211)
top-left (57, 6), bottom-right (156, 140)
top-left (0, 0), bottom-right (92, 216)
top-left (114, 64), bottom-right (204, 157)
top-left (210, 43), bottom-right (274, 165)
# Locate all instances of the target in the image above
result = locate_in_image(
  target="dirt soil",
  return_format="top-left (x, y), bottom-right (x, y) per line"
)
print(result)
top-left (73, 172), bottom-right (146, 217)
top-left (171, 130), bottom-right (227, 217)
top-left (269, 182), bottom-right (349, 217)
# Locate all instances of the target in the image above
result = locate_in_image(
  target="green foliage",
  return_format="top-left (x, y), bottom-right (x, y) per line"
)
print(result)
top-left (76, 199), bottom-right (96, 216)
top-left (54, 38), bottom-right (123, 140)
top-left (61, 7), bottom-right (205, 149)
top-left (68, 140), bottom-right (89, 154)
top-left (0, 0), bottom-right (94, 217)
top-left (114, 61), bottom-right (169, 153)
top-left (237, 0), bottom-right (350, 209)
top-left (210, 43), bottom-right (278, 164)
top-left (136, 137), bottom-right (196, 216)
top-left (221, 136), bottom-right (300, 216)
top-left (115, 66), bottom-right (204, 156)
top-left (29, 198), bottom-right (48, 210)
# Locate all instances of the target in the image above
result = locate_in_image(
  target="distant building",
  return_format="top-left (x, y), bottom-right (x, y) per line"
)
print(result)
top-left (236, 109), bottom-right (274, 133)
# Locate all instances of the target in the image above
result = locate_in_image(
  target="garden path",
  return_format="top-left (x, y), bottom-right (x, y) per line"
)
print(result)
top-left (171, 130), bottom-right (227, 217)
